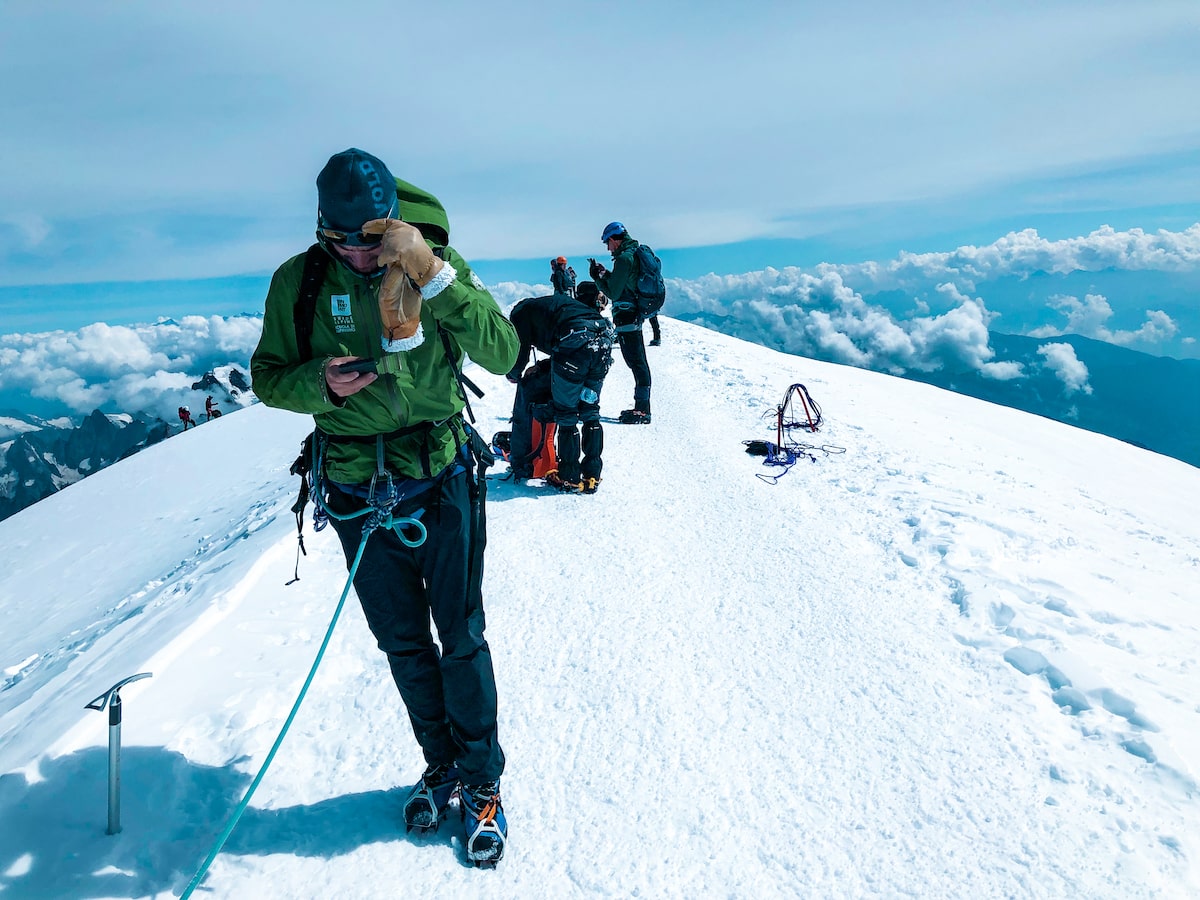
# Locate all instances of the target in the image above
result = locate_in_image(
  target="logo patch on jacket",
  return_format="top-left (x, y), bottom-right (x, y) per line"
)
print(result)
top-left (331, 294), bottom-right (355, 333)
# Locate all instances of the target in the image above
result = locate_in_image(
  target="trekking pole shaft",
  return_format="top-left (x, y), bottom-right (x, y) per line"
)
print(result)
top-left (107, 695), bottom-right (122, 835)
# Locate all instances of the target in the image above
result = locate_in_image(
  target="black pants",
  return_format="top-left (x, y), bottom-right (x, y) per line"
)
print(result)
top-left (550, 339), bottom-right (612, 427)
top-left (649, 316), bottom-right (661, 342)
top-left (509, 362), bottom-right (552, 479)
top-left (615, 312), bottom-right (651, 413)
top-left (327, 469), bottom-right (504, 784)
top-left (550, 337), bottom-right (612, 481)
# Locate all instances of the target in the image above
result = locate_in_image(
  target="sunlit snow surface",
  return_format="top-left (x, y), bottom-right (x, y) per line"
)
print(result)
top-left (1, 320), bottom-right (1196, 898)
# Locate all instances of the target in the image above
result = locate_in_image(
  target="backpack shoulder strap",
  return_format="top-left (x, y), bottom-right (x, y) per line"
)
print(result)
top-left (428, 247), bottom-right (485, 423)
top-left (294, 243), bottom-right (330, 362)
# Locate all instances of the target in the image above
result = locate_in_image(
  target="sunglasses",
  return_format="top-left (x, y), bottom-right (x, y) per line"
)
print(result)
top-left (319, 226), bottom-right (383, 247)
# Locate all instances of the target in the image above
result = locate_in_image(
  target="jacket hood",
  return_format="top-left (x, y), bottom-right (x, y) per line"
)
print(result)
top-left (395, 177), bottom-right (450, 247)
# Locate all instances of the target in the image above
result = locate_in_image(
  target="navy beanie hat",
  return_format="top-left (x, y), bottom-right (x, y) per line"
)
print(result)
top-left (316, 148), bottom-right (397, 230)
top-left (576, 280), bottom-right (602, 309)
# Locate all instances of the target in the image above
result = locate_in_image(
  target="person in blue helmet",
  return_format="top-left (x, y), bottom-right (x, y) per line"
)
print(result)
top-left (589, 222), bottom-right (652, 423)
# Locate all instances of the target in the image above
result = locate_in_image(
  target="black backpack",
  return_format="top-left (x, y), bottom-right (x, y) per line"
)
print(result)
top-left (632, 243), bottom-right (666, 318)
top-left (491, 358), bottom-right (557, 480)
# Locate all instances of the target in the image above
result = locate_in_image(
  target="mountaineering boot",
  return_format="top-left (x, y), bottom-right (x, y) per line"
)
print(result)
top-left (618, 409), bottom-right (651, 425)
top-left (461, 780), bottom-right (507, 866)
top-left (404, 762), bottom-right (459, 831)
top-left (648, 337), bottom-right (661, 346)
top-left (582, 476), bottom-right (601, 494)
top-left (544, 470), bottom-right (583, 492)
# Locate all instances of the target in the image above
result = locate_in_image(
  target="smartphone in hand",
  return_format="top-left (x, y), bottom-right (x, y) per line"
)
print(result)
top-left (336, 358), bottom-right (378, 375)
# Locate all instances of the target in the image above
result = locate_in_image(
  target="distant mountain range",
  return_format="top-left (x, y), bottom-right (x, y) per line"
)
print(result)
top-left (0, 410), bottom-right (171, 522)
top-left (907, 333), bottom-right (1200, 468)
top-left (0, 368), bottom-right (252, 522)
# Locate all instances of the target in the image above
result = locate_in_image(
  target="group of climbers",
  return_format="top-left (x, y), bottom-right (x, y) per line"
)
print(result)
top-left (505, 281), bottom-right (614, 493)
top-left (502, 222), bottom-right (665, 493)
top-left (499, 224), bottom-right (667, 494)
top-left (177, 396), bottom-right (221, 431)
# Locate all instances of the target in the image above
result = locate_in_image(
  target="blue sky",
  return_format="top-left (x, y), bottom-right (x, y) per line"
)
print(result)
top-left (1, 0), bottom-right (1198, 288)
top-left (1, 0), bottom-right (1199, 427)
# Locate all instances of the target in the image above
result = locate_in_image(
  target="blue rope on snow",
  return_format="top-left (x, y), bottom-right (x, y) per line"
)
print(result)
top-left (180, 529), bottom-right (369, 898)
top-left (182, 484), bottom-right (427, 896)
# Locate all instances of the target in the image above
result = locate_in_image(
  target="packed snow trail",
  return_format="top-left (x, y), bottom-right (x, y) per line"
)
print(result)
top-left (1, 320), bottom-right (1197, 898)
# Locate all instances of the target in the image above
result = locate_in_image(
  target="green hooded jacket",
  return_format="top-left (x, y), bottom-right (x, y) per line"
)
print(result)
top-left (593, 234), bottom-right (641, 312)
top-left (251, 177), bottom-right (518, 484)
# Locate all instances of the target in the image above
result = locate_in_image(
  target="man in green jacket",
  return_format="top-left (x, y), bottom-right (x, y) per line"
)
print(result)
top-left (251, 148), bottom-right (518, 864)
top-left (589, 221), bottom-right (652, 423)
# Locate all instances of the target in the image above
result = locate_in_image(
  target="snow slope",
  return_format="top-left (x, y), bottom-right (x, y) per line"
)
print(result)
top-left (1, 319), bottom-right (1197, 899)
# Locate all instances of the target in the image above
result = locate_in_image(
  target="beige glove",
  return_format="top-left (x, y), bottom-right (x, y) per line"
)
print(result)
top-left (377, 267), bottom-right (424, 344)
top-left (362, 218), bottom-right (444, 288)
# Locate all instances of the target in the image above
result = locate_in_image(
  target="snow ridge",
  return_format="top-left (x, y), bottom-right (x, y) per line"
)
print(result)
top-left (0, 319), bottom-right (1197, 898)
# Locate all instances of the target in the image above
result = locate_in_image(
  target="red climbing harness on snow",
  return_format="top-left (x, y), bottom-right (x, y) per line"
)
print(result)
top-left (776, 383), bottom-right (822, 442)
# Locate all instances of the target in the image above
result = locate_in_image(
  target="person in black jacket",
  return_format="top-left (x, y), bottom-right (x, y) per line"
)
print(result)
top-left (507, 282), bottom-right (615, 493)
top-left (550, 256), bottom-right (576, 296)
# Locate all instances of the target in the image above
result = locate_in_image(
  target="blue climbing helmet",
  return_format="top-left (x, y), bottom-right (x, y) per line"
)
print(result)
top-left (601, 221), bottom-right (626, 242)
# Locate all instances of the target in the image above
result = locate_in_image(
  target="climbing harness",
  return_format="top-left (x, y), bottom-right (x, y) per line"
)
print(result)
top-left (285, 426), bottom-right (434, 584)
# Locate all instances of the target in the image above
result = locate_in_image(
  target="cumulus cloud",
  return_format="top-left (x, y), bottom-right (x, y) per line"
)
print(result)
top-left (496, 268), bottom-right (1025, 381)
top-left (1028, 293), bottom-right (1178, 346)
top-left (1037, 343), bottom-right (1092, 395)
top-left (0, 316), bottom-right (262, 421)
top-left (660, 268), bottom-right (1022, 379)
top-left (6, 240), bottom-right (1183, 426)
top-left (822, 224), bottom-right (1200, 293)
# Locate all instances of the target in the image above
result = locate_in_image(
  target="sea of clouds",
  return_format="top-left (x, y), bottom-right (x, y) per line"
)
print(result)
top-left (0, 316), bottom-right (262, 421)
top-left (2, 225), bottom-right (1196, 422)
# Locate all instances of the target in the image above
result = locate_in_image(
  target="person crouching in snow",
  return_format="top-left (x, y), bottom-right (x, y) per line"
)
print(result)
top-left (506, 280), bottom-right (615, 494)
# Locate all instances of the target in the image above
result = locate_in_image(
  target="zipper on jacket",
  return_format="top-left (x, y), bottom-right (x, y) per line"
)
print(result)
top-left (356, 277), bottom-right (411, 426)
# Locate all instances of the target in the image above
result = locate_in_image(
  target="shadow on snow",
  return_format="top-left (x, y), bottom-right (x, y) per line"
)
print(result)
top-left (0, 745), bottom-right (448, 899)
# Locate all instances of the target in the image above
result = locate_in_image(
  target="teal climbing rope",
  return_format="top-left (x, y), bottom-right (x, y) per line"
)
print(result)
top-left (182, 430), bottom-right (433, 896)
top-left (180, 530), bottom-right (370, 898)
